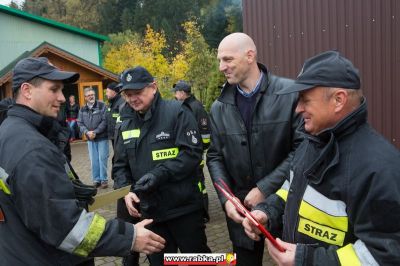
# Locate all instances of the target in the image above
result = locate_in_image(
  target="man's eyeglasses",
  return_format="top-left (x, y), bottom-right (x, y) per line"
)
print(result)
top-left (85, 94), bottom-right (95, 97)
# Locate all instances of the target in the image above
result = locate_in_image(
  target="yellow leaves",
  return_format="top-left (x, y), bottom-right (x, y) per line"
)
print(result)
top-left (103, 21), bottom-right (219, 103)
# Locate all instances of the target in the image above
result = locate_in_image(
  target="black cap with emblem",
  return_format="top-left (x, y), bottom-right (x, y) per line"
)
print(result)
top-left (120, 66), bottom-right (154, 91)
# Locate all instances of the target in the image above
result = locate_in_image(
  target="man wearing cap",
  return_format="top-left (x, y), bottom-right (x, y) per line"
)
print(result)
top-left (78, 87), bottom-right (109, 189)
top-left (105, 81), bottom-right (125, 149)
top-left (172, 80), bottom-right (211, 223)
top-left (0, 57), bottom-right (165, 265)
top-left (207, 32), bottom-right (300, 265)
top-left (106, 82), bottom-right (139, 266)
top-left (113, 66), bottom-right (210, 265)
top-left (243, 50), bottom-right (400, 265)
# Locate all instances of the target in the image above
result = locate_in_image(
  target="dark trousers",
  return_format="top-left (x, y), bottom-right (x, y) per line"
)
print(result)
top-left (147, 210), bottom-right (211, 266)
top-left (233, 239), bottom-right (264, 266)
top-left (117, 198), bottom-right (140, 266)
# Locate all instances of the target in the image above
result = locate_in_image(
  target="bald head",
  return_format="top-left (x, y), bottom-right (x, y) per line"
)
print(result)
top-left (218, 33), bottom-right (257, 56)
top-left (217, 33), bottom-right (260, 91)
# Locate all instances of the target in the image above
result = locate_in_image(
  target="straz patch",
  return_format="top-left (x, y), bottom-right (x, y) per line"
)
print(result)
top-left (298, 217), bottom-right (345, 246)
top-left (200, 118), bottom-right (208, 126)
top-left (155, 131), bottom-right (171, 141)
top-left (186, 130), bottom-right (198, 144)
top-left (152, 148), bottom-right (179, 161)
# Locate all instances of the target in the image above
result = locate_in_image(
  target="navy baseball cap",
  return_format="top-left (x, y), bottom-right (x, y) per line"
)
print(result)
top-left (171, 80), bottom-right (191, 93)
top-left (107, 82), bottom-right (120, 93)
top-left (13, 57), bottom-right (80, 92)
top-left (120, 66), bottom-right (154, 91)
top-left (276, 50), bottom-right (360, 95)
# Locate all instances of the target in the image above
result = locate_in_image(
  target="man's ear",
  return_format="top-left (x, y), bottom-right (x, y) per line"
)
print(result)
top-left (20, 83), bottom-right (32, 100)
top-left (333, 89), bottom-right (348, 112)
top-left (246, 49), bottom-right (256, 63)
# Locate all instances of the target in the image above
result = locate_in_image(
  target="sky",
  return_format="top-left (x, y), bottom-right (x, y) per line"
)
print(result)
top-left (0, 0), bottom-right (23, 7)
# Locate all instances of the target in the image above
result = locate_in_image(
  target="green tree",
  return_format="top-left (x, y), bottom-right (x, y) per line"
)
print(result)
top-left (200, 0), bottom-right (229, 48)
top-left (132, 0), bottom-right (207, 55)
top-left (226, 0), bottom-right (243, 32)
top-left (9, 1), bottom-right (20, 9)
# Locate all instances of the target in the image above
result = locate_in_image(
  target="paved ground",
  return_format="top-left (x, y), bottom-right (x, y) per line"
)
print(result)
top-left (71, 141), bottom-right (275, 265)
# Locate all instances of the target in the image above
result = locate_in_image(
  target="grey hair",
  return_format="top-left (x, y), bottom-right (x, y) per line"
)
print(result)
top-left (84, 87), bottom-right (95, 96)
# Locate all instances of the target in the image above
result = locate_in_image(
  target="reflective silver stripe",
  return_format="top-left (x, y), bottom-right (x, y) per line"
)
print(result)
top-left (64, 163), bottom-right (75, 180)
top-left (281, 180), bottom-right (290, 191)
top-left (58, 209), bottom-right (94, 253)
top-left (303, 185), bottom-right (347, 217)
top-left (201, 134), bottom-right (210, 139)
top-left (289, 170), bottom-right (294, 184)
top-left (0, 167), bottom-right (9, 182)
top-left (353, 240), bottom-right (379, 266)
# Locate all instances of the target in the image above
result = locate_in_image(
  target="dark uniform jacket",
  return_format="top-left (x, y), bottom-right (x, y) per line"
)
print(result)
top-left (106, 94), bottom-right (125, 141)
top-left (0, 105), bottom-right (134, 265)
top-left (113, 92), bottom-right (204, 222)
top-left (184, 95), bottom-right (210, 150)
top-left (257, 99), bottom-right (400, 265)
top-left (77, 100), bottom-right (108, 140)
top-left (207, 64), bottom-right (300, 249)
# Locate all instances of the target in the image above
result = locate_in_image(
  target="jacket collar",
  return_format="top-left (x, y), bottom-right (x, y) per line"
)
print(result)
top-left (218, 63), bottom-right (269, 105)
top-left (83, 100), bottom-right (98, 111)
top-left (7, 104), bottom-right (62, 142)
top-left (301, 97), bottom-right (367, 184)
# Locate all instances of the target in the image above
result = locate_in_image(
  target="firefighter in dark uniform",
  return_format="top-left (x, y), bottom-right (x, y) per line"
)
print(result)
top-left (243, 51), bottom-right (400, 265)
top-left (106, 82), bottom-right (141, 265)
top-left (172, 80), bottom-right (211, 222)
top-left (105, 81), bottom-right (125, 149)
top-left (113, 66), bottom-right (211, 265)
top-left (0, 57), bottom-right (165, 265)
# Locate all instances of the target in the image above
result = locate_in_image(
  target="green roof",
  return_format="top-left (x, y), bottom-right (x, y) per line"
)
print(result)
top-left (0, 4), bottom-right (108, 42)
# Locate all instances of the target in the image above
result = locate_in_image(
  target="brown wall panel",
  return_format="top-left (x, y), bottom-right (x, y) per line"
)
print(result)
top-left (243, 0), bottom-right (400, 148)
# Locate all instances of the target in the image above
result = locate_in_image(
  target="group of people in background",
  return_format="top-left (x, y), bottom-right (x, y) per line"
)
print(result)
top-left (0, 32), bottom-right (399, 266)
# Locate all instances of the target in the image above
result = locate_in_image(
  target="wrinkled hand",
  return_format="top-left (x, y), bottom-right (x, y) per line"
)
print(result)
top-left (267, 238), bottom-right (296, 266)
top-left (224, 199), bottom-right (244, 224)
top-left (86, 131), bottom-right (96, 140)
top-left (134, 173), bottom-right (159, 192)
top-left (244, 187), bottom-right (265, 209)
top-left (132, 219), bottom-right (166, 254)
top-left (124, 192), bottom-right (141, 218)
top-left (242, 210), bottom-right (268, 241)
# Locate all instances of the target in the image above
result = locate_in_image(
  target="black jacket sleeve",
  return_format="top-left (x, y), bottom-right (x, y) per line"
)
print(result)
top-left (11, 147), bottom-right (134, 257)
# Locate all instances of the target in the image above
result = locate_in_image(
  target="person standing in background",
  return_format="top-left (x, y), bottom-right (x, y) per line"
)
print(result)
top-left (172, 80), bottom-right (211, 223)
top-left (78, 88), bottom-right (109, 189)
top-left (66, 94), bottom-right (79, 142)
top-left (105, 82), bottom-right (125, 149)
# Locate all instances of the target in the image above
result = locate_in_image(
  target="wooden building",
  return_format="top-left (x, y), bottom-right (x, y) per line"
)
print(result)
top-left (0, 4), bottom-right (117, 105)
